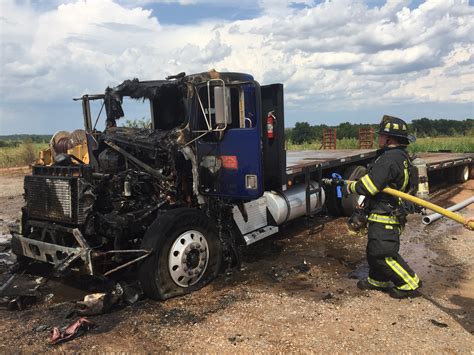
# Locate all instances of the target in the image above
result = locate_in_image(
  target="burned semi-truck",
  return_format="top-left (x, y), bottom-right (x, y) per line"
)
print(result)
top-left (11, 70), bottom-right (472, 300)
top-left (12, 70), bottom-right (336, 300)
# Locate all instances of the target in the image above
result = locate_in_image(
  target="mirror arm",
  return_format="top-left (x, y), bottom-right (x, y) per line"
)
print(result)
top-left (194, 86), bottom-right (212, 130)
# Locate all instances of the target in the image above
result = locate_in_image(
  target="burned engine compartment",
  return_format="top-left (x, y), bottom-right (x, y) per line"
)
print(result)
top-left (17, 126), bottom-right (195, 273)
top-left (15, 76), bottom-right (201, 274)
top-left (89, 127), bottom-right (193, 251)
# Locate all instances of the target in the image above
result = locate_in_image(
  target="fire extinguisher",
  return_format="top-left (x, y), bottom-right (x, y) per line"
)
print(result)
top-left (267, 111), bottom-right (276, 139)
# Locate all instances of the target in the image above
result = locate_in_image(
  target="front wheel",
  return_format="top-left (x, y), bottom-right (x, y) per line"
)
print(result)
top-left (138, 208), bottom-right (222, 300)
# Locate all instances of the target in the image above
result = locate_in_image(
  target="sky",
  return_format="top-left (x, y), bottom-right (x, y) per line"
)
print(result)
top-left (0, 0), bottom-right (473, 134)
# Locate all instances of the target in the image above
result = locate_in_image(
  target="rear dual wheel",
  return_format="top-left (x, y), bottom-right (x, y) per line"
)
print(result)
top-left (138, 208), bottom-right (222, 300)
top-left (326, 165), bottom-right (367, 217)
top-left (447, 164), bottom-right (470, 184)
top-left (341, 165), bottom-right (367, 216)
top-left (456, 165), bottom-right (470, 183)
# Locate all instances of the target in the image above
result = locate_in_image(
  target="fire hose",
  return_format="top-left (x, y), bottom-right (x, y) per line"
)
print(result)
top-left (322, 178), bottom-right (474, 230)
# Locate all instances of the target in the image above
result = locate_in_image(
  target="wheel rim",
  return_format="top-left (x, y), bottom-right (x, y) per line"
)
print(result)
top-left (168, 230), bottom-right (209, 287)
top-left (462, 166), bottom-right (469, 181)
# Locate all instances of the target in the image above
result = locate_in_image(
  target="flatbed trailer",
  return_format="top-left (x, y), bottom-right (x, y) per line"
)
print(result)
top-left (284, 149), bottom-right (473, 216)
top-left (419, 152), bottom-right (473, 172)
top-left (287, 149), bottom-right (473, 177)
top-left (287, 149), bottom-right (378, 175)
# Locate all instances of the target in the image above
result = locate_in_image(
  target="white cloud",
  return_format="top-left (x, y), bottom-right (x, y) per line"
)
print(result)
top-left (174, 31), bottom-right (232, 66)
top-left (388, 45), bottom-right (474, 103)
top-left (0, 0), bottom-right (473, 133)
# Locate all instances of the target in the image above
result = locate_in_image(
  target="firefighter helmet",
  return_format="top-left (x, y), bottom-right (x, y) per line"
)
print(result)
top-left (378, 115), bottom-right (416, 143)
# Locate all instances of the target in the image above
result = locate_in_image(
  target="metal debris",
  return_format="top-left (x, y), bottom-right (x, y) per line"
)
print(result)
top-left (34, 324), bottom-right (50, 332)
top-left (76, 285), bottom-right (122, 316)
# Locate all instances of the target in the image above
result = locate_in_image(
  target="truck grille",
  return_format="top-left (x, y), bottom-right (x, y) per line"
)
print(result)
top-left (25, 176), bottom-right (89, 225)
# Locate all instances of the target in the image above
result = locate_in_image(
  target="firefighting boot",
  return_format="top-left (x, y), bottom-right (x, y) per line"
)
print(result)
top-left (389, 281), bottom-right (423, 299)
top-left (357, 279), bottom-right (391, 292)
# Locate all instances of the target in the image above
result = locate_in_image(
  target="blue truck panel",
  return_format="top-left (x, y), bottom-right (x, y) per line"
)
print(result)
top-left (197, 83), bottom-right (263, 199)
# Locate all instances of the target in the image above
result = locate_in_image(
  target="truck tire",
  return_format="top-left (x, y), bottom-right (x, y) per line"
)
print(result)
top-left (456, 165), bottom-right (470, 183)
top-left (325, 184), bottom-right (343, 216)
top-left (138, 208), bottom-right (222, 300)
top-left (341, 165), bottom-right (367, 216)
top-left (447, 165), bottom-right (470, 184)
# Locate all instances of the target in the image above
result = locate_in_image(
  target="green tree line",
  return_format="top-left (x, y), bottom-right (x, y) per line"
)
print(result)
top-left (287, 118), bottom-right (473, 144)
top-left (411, 118), bottom-right (473, 137)
top-left (0, 134), bottom-right (51, 148)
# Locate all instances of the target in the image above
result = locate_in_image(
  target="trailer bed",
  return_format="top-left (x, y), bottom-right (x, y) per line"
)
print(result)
top-left (286, 149), bottom-right (378, 175)
top-left (417, 152), bottom-right (473, 171)
top-left (286, 149), bottom-right (473, 176)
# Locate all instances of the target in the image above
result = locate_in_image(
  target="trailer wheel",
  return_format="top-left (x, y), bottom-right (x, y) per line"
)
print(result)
top-left (341, 165), bottom-right (367, 216)
top-left (138, 208), bottom-right (222, 300)
top-left (456, 165), bottom-right (470, 183)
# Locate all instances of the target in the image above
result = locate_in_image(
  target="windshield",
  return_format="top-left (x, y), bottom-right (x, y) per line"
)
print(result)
top-left (103, 79), bottom-right (186, 131)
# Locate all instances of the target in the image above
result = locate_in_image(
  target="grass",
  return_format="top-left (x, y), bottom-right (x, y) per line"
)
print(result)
top-left (288, 136), bottom-right (474, 153)
top-left (408, 136), bottom-right (474, 153)
top-left (287, 138), bottom-right (359, 150)
top-left (0, 143), bottom-right (48, 168)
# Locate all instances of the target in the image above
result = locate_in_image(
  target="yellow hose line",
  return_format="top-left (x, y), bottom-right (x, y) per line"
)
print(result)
top-left (383, 187), bottom-right (473, 228)
top-left (347, 181), bottom-right (474, 229)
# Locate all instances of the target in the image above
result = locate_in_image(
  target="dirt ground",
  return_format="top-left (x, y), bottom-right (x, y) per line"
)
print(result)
top-left (0, 168), bottom-right (473, 352)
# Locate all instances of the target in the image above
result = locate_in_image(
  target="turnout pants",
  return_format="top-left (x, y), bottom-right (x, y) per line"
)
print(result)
top-left (366, 222), bottom-right (421, 290)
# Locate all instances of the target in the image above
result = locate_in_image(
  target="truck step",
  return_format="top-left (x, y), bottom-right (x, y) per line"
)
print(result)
top-left (243, 225), bottom-right (279, 246)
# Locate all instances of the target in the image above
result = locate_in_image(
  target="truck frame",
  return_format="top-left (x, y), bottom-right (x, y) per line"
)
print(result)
top-left (11, 70), bottom-right (473, 300)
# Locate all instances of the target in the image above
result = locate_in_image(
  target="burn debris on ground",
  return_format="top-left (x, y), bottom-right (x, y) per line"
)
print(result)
top-left (430, 319), bottom-right (449, 328)
top-left (228, 334), bottom-right (248, 345)
top-left (159, 308), bottom-right (203, 326)
top-left (266, 266), bottom-right (290, 283)
top-left (0, 273), bottom-right (46, 310)
top-left (76, 292), bottom-right (120, 316)
top-left (50, 317), bottom-right (95, 345)
top-left (347, 262), bottom-right (369, 280)
top-left (322, 292), bottom-right (336, 301)
top-left (293, 259), bottom-right (311, 273)
top-left (34, 324), bottom-right (50, 333)
top-left (265, 260), bottom-right (313, 283)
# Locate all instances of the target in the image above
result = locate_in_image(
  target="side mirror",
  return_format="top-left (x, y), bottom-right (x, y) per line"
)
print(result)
top-left (214, 86), bottom-right (231, 126)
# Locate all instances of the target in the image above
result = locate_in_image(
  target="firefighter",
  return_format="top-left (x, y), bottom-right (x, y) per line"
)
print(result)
top-left (347, 115), bottom-right (421, 299)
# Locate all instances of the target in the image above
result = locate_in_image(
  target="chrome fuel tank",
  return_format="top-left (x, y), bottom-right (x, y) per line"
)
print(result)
top-left (264, 181), bottom-right (325, 225)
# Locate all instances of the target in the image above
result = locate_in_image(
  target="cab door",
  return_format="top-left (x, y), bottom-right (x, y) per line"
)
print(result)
top-left (196, 82), bottom-right (263, 199)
